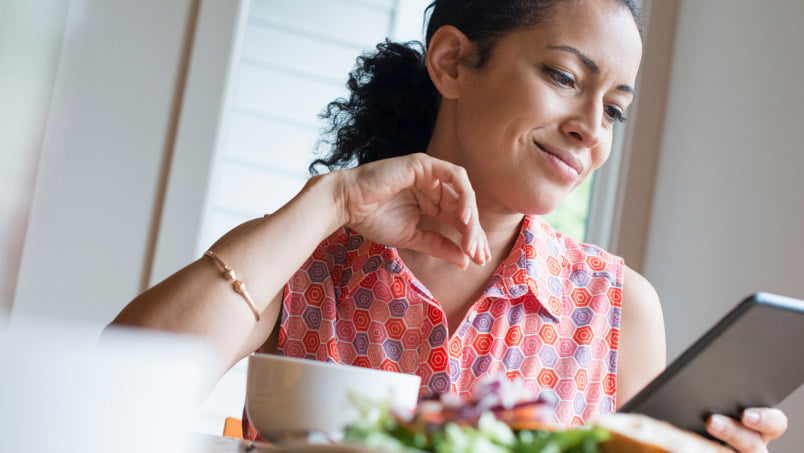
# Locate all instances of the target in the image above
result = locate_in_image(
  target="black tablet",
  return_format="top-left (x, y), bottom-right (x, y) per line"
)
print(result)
top-left (619, 292), bottom-right (804, 436)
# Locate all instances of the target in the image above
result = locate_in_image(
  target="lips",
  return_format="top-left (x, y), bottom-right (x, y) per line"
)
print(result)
top-left (534, 141), bottom-right (584, 176)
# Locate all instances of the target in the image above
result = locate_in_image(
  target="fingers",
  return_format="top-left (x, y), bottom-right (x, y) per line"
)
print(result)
top-left (420, 156), bottom-right (478, 226)
top-left (344, 153), bottom-right (489, 267)
top-left (706, 407), bottom-right (788, 453)
top-left (741, 408), bottom-right (788, 443)
top-left (409, 155), bottom-right (489, 266)
top-left (405, 229), bottom-right (470, 269)
top-left (706, 414), bottom-right (766, 453)
top-left (437, 182), bottom-right (490, 266)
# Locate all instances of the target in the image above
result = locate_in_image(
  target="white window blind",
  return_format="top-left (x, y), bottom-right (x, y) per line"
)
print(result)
top-left (199, 0), bottom-right (410, 251)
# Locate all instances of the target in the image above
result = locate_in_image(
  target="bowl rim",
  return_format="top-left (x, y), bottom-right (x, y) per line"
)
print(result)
top-left (248, 352), bottom-right (422, 383)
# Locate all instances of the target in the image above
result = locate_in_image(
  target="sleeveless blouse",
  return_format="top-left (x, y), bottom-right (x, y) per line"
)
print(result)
top-left (254, 215), bottom-right (624, 432)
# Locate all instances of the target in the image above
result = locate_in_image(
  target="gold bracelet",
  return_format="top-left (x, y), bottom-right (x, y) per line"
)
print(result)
top-left (203, 250), bottom-right (261, 322)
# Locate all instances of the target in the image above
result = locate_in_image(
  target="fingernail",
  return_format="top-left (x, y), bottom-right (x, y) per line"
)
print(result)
top-left (709, 415), bottom-right (726, 433)
top-left (462, 208), bottom-right (472, 225)
top-left (469, 240), bottom-right (477, 259)
top-left (744, 410), bottom-right (760, 425)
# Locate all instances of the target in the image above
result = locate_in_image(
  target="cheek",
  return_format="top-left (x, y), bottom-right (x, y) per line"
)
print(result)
top-left (515, 84), bottom-right (566, 126)
top-left (583, 138), bottom-right (613, 181)
top-left (487, 73), bottom-right (560, 121)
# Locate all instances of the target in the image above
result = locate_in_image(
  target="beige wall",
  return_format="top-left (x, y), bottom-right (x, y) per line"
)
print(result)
top-left (642, 1), bottom-right (804, 451)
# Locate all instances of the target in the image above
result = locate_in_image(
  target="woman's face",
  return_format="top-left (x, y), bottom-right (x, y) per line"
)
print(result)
top-left (440, 0), bottom-right (642, 216)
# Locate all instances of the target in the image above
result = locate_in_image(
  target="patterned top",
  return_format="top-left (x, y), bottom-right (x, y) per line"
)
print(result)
top-left (244, 215), bottom-right (624, 438)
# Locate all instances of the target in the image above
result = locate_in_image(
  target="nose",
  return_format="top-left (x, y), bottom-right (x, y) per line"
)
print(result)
top-left (561, 100), bottom-right (604, 149)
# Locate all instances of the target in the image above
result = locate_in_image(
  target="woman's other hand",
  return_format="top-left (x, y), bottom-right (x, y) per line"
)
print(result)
top-left (334, 153), bottom-right (489, 268)
top-left (706, 407), bottom-right (788, 452)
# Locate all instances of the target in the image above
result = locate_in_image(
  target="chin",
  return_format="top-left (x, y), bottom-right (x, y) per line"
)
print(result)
top-left (522, 188), bottom-right (571, 216)
top-left (518, 199), bottom-right (564, 217)
top-left (528, 206), bottom-right (561, 217)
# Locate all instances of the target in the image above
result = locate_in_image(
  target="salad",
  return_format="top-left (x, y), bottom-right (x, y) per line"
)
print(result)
top-left (344, 376), bottom-right (610, 453)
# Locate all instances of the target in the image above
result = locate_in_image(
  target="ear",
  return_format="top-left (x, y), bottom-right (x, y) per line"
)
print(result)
top-left (425, 25), bottom-right (475, 100)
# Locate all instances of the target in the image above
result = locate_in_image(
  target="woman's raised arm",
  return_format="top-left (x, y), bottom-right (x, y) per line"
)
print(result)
top-left (110, 153), bottom-right (489, 377)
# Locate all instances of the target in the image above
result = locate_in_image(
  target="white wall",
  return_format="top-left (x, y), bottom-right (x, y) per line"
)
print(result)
top-left (643, 1), bottom-right (804, 451)
top-left (149, 0), bottom-right (248, 287)
top-left (11, 0), bottom-right (193, 326)
top-left (0, 0), bottom-right (70, 314)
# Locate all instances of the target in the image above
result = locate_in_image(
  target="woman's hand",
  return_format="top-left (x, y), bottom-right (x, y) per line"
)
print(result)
top-left (334, 153), bottom-right (489, 268)
top-left (706, 407), bottom-right (788, 452)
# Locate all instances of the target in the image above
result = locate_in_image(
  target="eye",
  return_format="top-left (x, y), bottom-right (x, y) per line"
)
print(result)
top-left (604, 104), bottom-right (628, 124)
top-left (542, 64), bottom-right (576, 89)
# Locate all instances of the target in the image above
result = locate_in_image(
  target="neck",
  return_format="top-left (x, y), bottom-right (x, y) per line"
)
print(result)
top-left (396, 210), bottom-right (524, 330)
top-left (406, 210), bottom-right (525, 272)
top-left (418, 99), bottom-right (528, 265)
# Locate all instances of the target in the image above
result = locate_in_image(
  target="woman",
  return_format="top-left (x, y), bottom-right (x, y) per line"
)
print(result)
top-left (112, 0), bottom-right (787, 450)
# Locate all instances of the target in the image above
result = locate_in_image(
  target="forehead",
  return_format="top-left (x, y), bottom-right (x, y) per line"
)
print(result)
top-left (520, 0), bottom-right (643, 83)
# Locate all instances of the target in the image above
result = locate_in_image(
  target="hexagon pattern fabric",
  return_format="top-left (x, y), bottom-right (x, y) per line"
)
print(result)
top-left (251, 215), bottom-right (623, 436)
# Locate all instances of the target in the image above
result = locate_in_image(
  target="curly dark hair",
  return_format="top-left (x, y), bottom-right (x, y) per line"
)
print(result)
top-left (310, 0), bottom-right (642, 174)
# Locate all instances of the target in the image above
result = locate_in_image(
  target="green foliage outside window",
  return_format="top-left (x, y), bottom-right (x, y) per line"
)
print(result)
top-left (542, 174), bottom-right (594, 242)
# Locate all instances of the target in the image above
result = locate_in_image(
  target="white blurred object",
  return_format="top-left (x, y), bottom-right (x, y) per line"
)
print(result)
top-left (0, 316), bottom-right (217, 453)
top-left (190, 356), bottom-right (248, 435)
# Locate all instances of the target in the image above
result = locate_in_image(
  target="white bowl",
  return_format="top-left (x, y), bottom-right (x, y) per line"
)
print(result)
top-left (245, 354), bottom-right (421, 440)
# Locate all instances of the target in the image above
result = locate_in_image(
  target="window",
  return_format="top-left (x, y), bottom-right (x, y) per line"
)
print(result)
top-left (543, 174), bottom-right (595, 241)
top-left (199, 0), bottom-right (427, 250)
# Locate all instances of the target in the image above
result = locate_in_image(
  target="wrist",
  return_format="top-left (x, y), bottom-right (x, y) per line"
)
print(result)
top-left (301, 171), bottom-right (351, 233)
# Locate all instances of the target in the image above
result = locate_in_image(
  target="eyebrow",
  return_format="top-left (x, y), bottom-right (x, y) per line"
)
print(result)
top-left (548, 45), bottom-right (635, 96)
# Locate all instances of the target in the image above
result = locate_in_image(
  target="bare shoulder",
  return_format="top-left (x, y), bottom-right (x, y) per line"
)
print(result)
top-left (616, 265), bottom-right (667, 409)
top-left (621, 266), bottom-right (662, 318)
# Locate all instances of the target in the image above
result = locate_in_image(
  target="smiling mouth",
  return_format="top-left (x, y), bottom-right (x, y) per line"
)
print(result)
top-left (534, 141), bottom-right (583, 176)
